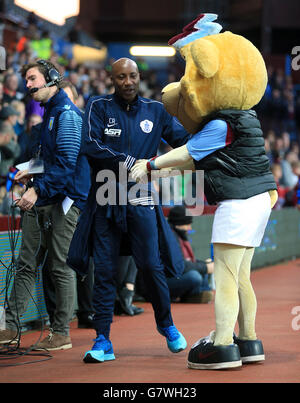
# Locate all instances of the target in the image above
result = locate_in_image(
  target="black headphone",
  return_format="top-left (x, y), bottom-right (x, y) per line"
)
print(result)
top-left (37, 59), bottom-right (62, 86)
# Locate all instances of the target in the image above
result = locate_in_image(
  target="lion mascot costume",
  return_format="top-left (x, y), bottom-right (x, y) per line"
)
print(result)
top-left (131, 13), bottom-right (278, 370)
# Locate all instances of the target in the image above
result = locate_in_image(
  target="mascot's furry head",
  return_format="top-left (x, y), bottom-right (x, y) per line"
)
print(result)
top-left (162, 14), bottom-right (268, 133)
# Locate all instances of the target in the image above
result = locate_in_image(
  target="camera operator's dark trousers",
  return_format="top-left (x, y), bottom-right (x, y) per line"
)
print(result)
top-left (5, 203), bottom-right (80, 336)
top-left (92, 204), bottom-right (173, 339)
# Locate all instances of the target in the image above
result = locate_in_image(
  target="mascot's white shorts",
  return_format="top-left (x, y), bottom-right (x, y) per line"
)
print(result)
top-left (211, 192), bottom-right (271, 247)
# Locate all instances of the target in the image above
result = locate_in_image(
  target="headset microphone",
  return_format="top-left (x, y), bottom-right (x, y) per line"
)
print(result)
top-left (29, 81), bottom-right (58, 94)
top-left (29, 86), bottom-right (43, 94)
top-left (29, 60), bottom-right (62, 95)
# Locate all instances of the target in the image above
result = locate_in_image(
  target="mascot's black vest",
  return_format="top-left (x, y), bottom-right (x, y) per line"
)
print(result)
top-left (193, 109), bottom-right (277, 205)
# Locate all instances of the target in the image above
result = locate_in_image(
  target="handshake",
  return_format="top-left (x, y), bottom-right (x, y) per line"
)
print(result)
top-left (130, 159), bottom-right (149, 183)
top-left (130, 159), bottom-right (173, 183)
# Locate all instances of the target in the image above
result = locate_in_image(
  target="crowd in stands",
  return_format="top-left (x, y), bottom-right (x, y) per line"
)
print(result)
top-left (0, 11), bottom-right (299, 214)
top-left (254, 66), bottom-right (300, 209)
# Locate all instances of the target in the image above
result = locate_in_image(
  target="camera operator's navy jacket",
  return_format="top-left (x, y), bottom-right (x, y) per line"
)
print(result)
top-left (32, 89), bottom-right (90, 210)
top-left (67, 93), bottom-right (191, 279)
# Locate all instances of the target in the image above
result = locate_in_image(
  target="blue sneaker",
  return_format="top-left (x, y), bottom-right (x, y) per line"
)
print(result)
top-left (83, 335), bottom-right (115, 363)
top-left (157, 325), bottom-right (187, 353)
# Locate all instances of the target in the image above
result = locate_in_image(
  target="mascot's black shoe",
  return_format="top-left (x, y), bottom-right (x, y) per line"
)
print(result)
top-left (187, 332), bottom-right (242, 370)
top-left (233, 335), bottom-right (265, 363)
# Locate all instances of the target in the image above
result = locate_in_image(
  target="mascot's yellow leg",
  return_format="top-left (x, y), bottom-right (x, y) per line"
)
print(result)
top-left (213, 243), bottom-right (257, 346)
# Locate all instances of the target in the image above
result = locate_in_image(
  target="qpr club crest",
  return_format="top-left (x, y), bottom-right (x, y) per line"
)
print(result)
top-left (140, 119), bottom-right (153, 133)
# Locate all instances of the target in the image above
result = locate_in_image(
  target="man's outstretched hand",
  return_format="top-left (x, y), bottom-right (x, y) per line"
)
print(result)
top-left (131, 159), bottom-right (148, 183)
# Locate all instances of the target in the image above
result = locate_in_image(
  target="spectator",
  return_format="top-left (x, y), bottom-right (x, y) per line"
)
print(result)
top-left (264, 137), bottom-right (274, 165)
top-left (264, 129), bottom-right (276, 163)
top-left (286, 160), bottom-right (300, 208)
top-left (291, 160), bottom-right (300, 177)
top-left (114, 256), bottom-right (144, 316)
top-left (30, 30), bottom-right (52, 60)
top-left (280, 151), bottom-right (299, 188)
top-left (255, 65), bottom-right (299, 144)
top-left (59, 79), bottom-right (79, 104)
top-left (11, 100), bottom-right (26, 136)
top-left (0, 104), bottom-right (20, 139)
top-left (67, 71), bottom-right (80, 92)
top-left (268, 89), bottom-right (288, 135)
top-left (58, 79), bottom-right (85, 110)
top-left (2, 73), bottom-right (24, 103)
top-left (271, 163), bottom-right (290, 209)
top-left (24, 95), bottom-right (45, 120)
top-left (0, 121), bottom-right (21, 177)
top-left (15, 113), bottom-right (42, 165)
top-left (135, 206), bottom-right (214, 304)
top-left (15, 29), bottom-right (29, 54)
top-left (290, 141), bottom-right (299, 158)
top-left (272, 136), bottom-right (285, 162)
top-left (281, 131), bottom-right (291, 154)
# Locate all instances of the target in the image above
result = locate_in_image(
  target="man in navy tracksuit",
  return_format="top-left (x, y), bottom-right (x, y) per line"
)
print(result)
top-left (67, 58), bottom-right (190, 363)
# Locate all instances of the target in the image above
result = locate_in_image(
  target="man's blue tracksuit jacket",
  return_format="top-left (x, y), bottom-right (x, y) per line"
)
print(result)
top-left (31, 89), bottom-right (90, 210)
top-left (67, 93), bottom-right (190, 280)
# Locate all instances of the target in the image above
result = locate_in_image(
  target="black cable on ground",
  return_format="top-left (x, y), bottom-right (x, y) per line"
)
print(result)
top-left (0, 186), bottom-right (52, 366)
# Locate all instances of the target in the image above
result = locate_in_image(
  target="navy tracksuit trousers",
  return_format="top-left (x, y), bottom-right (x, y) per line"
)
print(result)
top-left (92, 204), bottom-right (173, 338)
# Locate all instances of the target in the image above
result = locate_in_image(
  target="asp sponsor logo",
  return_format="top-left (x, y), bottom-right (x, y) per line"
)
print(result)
top-left (104, 128), bottom-right (122, 137)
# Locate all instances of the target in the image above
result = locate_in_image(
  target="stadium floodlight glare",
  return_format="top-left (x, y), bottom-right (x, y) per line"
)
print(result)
top-left (14, 0), bottom-right (80, 26)
top-left (129, 46), bottom-right (176, 57)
